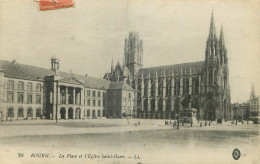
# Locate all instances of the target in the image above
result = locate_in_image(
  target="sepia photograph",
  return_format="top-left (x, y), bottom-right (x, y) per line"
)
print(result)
top-left (0, 0), bottom-right (259, 163)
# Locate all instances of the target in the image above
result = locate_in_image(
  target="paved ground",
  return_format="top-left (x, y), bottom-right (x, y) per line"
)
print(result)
top-left (0, 119), bottom-right (259, 164)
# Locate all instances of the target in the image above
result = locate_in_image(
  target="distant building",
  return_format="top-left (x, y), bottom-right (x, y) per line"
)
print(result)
top-left (232, 102), bottom-right (250, 120)
top-left (249, 84), bottom-right (260, 117)
top-left (104, 12), bottom-right (231, 121)
top-left (0, 57), bottom-right (135, 121)
top-left (107, 81), bottom-right (135, 118)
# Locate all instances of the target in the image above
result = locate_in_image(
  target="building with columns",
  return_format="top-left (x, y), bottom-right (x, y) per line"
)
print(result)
top-left (0, 57), bottom-right (111, 121)
top-left (104, 12), bottom-right (231, 121)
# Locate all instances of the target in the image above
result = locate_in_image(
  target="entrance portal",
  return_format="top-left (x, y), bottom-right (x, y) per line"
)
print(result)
top-left (204, 101), bottom-right (215, 120)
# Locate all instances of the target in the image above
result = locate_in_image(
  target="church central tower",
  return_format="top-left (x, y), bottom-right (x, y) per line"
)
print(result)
top-left (124, 32), bottom-right (143, 78)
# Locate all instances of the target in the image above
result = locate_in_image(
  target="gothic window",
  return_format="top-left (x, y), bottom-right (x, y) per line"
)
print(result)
top-left (27, 83), bottom-right (32, 92)
top-left (224, 75), bottom-right (227, 89)
top-left (7, 93), bottom-right (14, 103)
top-left (98, 100), bottom-right (101, 106)
top-left (93, 100), bottom-right (96, 106)
top-left (209, 69), bottom-right (213, 85)
top-left (98, 91), bottom-right (101, 97)
top-left (214, 70), bottom-right (218, 85)
top-left (174, 78), bottom-right (180, 96)
top-left (144, 80), bottom-right (147, 96)
top-left (7, 80), bottom-right (14, 90)
top-left (151, 82), bottom-right (155, 96)
top-left (185, 78), bottom-right (189, 95)
top-left (18, 108), bottom-right (24, 117)
top-left (18, 81), bottom-right (24, 91)
top-left (92, 91), bottom-right (96, 97)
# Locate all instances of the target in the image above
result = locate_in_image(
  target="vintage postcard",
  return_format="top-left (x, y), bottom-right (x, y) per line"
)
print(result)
top-left (0, 0), bottom-right (259, 163)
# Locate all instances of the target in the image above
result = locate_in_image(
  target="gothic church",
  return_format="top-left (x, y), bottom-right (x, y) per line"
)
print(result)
top-left (104, 12), bottom-right (231, 120)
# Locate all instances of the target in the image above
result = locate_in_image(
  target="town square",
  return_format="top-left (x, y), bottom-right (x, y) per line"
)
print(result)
top-left (0, 0), bottom-right (259, 163)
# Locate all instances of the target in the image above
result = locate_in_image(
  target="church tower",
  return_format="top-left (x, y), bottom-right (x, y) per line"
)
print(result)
top-left (124, 32), bottom-right (143, 79)
top-left (201, 11), bottom-right (231, 121)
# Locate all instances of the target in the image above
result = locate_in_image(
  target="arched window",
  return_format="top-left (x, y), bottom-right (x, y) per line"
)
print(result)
top-left (27, 108), bottom-right (33, 117)
top-left (87, 109), bottom-right (90, 117)
top-left (36, 108), bottom-right (41, 117)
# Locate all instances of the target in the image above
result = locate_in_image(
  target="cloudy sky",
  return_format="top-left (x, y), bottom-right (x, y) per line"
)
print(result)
top-left (0, 0), bottom-right (259, 103)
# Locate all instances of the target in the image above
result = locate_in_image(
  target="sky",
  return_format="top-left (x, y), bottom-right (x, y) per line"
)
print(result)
top-left (0, 0), bottom-right (259, 103)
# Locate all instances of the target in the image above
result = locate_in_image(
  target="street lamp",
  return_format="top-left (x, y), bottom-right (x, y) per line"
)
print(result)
top-left (55, 80), bottom-right (59, 123)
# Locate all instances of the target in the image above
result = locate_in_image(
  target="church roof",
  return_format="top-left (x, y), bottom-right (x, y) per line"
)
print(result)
top-left (138, 61), bottom-right (204, 78)
top-left (0, 60), bottom-right (110, 90)
top-left (109, 81), bottom-right (134, 91)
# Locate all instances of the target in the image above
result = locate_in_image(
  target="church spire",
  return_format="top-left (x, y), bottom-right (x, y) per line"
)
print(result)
top-left (250, 83), bottom-right (256, 99)
top-left (219, 24), bottom-right (225, 46)
top-left (111, 58), bottom-right (114, 73)
top-left (208, 10), bottom-right (216, 39)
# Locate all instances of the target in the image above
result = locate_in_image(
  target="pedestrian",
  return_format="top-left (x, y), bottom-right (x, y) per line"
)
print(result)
top-left (205, 121), bottom-right (207, 126)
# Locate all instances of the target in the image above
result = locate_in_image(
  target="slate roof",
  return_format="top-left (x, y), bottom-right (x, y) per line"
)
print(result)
top-left (138, 61), bottom-right (204, 78)
top-left (0, 60), bottom-right (110, 90)
top-left (109, 81), bottom-right (134, 91)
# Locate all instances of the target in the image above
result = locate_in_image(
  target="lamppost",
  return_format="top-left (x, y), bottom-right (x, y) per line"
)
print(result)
top-left (55, 80), bottom-right (59, 123)
top-left (235, 104), bottom-right (238, 125)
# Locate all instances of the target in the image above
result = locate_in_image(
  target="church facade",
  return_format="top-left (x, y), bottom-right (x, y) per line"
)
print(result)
top-left (104, 13), bottom-right (231, 121)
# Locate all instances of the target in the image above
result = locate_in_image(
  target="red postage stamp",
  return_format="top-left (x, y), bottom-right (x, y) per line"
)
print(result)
top-left (39, 0), bottom-right (74, 11)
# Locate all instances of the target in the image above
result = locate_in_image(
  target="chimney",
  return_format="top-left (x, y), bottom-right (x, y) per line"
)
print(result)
top-left (12, 59), bottom-right (16, 64)
top-left (85, 74), bottom-right (88, 77)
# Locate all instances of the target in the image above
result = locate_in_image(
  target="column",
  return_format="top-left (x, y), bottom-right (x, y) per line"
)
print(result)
top-left (65, 108), bottom-right (68, 119)
top-left (80, 108), bottom-right (84, 119)
top-left (162, 77), bottom-right (166, 112)
top-left (141, 78), bottom-right (144, 112)
top-left (189, 76), bottom-right (192, 95)
top-left (171, 77), bottom-right (175, 112)
top-left (147, 78), bottom-right (151, 115)
top-left (162, 76), bottom-right (166, 119)
top-left (14, 108), bottom-right (17, 119)
top-left (198, 76), bottom-right (201, 94)
top-left (81, 88), bottom-right (84, 106)
top-left (53, 83), bottom-right (57, 120)
top-left (33, 108), bottom-right (36, 119)
top-left (23, 108), bottom-right (26, 119)
top-left (73, 88), bottom-right (75, 105)
top-left (66, 87), bottom-right (69, 104)
top-left (73, 108), bottom-right (76, 119)
top-left (155, 77), bottom-right (158, 112)
top-left (57, 86), bottom-right (60, 105)
top-left (180, 77), bottom-right (183, 96)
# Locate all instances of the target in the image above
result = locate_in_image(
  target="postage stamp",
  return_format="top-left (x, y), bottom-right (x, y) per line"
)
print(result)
top-left (39, 0), bottom-right (74, 11)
